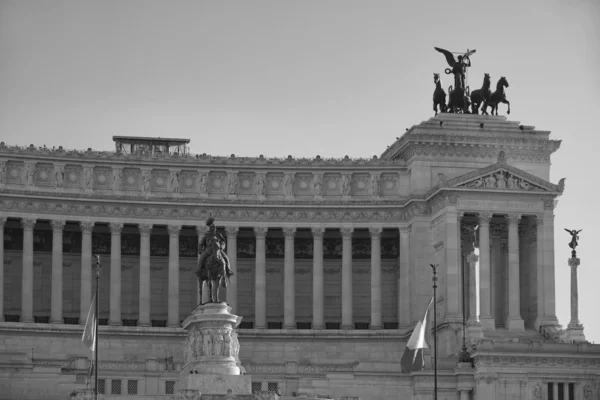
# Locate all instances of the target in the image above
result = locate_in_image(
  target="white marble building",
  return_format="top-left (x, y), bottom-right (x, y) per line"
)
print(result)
top-left (0, 114), bottom-right (598, 400)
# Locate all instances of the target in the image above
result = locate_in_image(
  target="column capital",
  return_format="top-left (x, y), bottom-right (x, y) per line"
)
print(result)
top-left (311, 227), bottom-right (325, 238)
top-left (254, 227), bottom-right (268, 238)
top-left (225, 226), bottom-right (239, 236)
top-left (478, 212), bottom-right (493, 225)
top-left (22, 218), bottom-right (36, 230)
top-left (283, 227), bottom-right (296, 238)
top-left (167, 225), bottom-right (181, 236)
top-left (51, 220), bottom-right (66, 231)
top-left (79, 221), bottom-right (95, 233)
top-left (535, 213), bottom-right (544, 225)
top-left (369, 227), bottom-right (382, 238)
top-left (0, 217), bottom-right (6, 228)
top-left (340, 227), bottom-right (354, 238)
top-left (506, 213), bottom-right (522, 226)
top-left (109, 222), bottom-right (124, 234)
top-left (139, 224), bottom-right (153, 235)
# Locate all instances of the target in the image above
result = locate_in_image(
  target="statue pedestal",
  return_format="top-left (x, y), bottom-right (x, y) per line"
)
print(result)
top-left (566, 323), bottom-right (586, 343)
top-left (174, 303), bottom-right (252, 399)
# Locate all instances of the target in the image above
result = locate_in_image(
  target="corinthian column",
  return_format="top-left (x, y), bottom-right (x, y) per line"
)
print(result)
top-left (506, 214), bottom-right (524, 331)
top-left (138, 224), bottom-right (152, 327)
top-left (0, 218), bottom-right (5, 322)
top-left (254, 227), bottom-right (267, 329)
top-left (534, 214), bottom-right (545, 329)
top-left (167, 225), bottom-right (181, 328)
top-left (225, 227), bottom-right (239, 313)
top-left (341, 227), bottom-right (354, 329)
top-left (21, 218), bottom-right (36, 323)
top-left (79, 222), bottom-right (94, 325)
top-left (283, 227), bottom-right (296, 329)
top-left (478, 213), bottom-right (494, 330)
top-left (312, 227), bottom-right (324, 330)
top-left (50, 220), bottom-right (66, 324)
top-left (369, 227), bottom-right (382, 329)
top-left (109, 222), bottom-right (123, 326)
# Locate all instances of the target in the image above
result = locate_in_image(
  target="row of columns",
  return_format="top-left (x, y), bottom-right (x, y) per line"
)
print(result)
top-left (1, 219), bottom-right (405, 330)
top-left (463, 212), bottom-right (556, 332)
top-left (252, 227), bottom-right (387, 329)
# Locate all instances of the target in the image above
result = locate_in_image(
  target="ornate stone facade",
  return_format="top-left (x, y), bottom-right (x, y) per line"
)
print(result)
top-left (0, 114), bottom-right (599, 400)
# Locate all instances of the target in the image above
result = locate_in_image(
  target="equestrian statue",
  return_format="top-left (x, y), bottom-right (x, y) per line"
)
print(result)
top-left (196, 216), bottom-right (234, 304)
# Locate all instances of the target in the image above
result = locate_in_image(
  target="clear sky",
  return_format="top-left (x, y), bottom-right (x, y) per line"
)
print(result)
top-left (1, 0), bottom-right (599, 342)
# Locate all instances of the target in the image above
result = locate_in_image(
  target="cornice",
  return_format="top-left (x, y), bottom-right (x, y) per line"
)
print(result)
top-left (0, 144), bottom-right (405, 169)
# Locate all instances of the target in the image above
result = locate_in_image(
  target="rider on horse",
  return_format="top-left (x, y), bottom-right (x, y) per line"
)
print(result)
top-left (197, 217), bottom-right (234, 284)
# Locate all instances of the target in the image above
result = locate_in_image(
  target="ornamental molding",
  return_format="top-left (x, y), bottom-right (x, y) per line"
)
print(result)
top-left (474, 355), bottom-right (600, 368)
top-left (0, 197), bottom-right (430, 223)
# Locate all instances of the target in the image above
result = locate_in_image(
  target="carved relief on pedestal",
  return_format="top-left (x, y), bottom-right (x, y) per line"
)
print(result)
top-left (312, 173), bottom-right (323, 197)
top-left (341, 173), bottom-right (352, 197)
top-left (283, 172), bottom-right (294, 198)
top-left (381, 173), bottom-right (399, 196)
top-left (83, 166), bottom-right (94, 190)
top-left (371, 173), bottom-right (380, 197)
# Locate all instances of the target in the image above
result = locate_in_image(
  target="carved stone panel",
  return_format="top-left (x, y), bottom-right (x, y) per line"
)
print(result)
top-left (236, 172), bottom-right (255, 196)
top-left (64, 165), bottom-right (82, 188)
top-left (179, 170), bottom-right (197, 193)
top-left (323, 173), bottom-right (340, 196)
top-left (152, 169), bottom-right (170, 192)
top-left (93, 167), bottom-right (112, 190)
top-left (6, 161), bottom-right (23, 184)
top-left (380, 173), bottom-right (398, 196)
top-left (294, 173), bottom-right (312, 196)
top-left (34, 163), bottom-right (54, 187)
top-left (209, 171), bottom-right (227, 194)
top-left (122, 168), bottom-right (142, 192)
top-left (352, 173), bottom-right (370, 196)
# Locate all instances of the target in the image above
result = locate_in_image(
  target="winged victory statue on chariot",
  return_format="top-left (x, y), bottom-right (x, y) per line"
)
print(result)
top-left (432, 47), bottom-right (510, 116)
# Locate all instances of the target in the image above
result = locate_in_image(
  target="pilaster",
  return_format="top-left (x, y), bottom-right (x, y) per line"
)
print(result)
top-left (79, 221), bottom-right (94, 325)
top-left (398, 226), bottom-right (411, 328)
top-left (0, 218), bottom-right (5, 322)
top-left (478, 213), bottom-right (494, 330)
top-left (254, 227), bottom-right (267, 329)
top-left (341, 227), bottom-right (354, 329)
top-left (50, 219), bottom-right (66, 324)
top-left (109, 222), bottom-right (124, 326)
top-left (167, 225), bottom-right (181, 328)
top-left (21, 218), bottom-right (36, 323)
top-left (138, 224), bottom-right (153, 327)
top-left (283, 227), bottom-right (296, 329)
top-left (369, 227), bottom-right (382, 329)
top-left (311, 227), bottom-right (325, 330)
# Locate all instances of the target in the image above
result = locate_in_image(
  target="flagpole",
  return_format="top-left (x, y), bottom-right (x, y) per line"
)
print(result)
top-left (94, 255), bottom-right (100, 400)
top-left (430, 264), bottom-right (438, 400)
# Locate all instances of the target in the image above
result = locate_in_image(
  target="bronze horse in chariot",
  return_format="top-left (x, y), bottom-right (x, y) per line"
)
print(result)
top-left (432, 73), bottom-right (447, 115)
top-left (470, 73), bottom-right (491, 114)
top-left (483, 76), bottom-right (510, 115)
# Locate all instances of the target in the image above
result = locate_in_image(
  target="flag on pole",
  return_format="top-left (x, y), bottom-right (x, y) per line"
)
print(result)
top-left (401, 297), bottom-right (434, 373)
top-left (82, 293), bottom-right (97, 378)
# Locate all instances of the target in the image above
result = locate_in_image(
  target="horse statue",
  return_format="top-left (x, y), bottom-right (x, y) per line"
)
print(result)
top-left (470, 73), bottom-right (491, 114)
top-left (447, 73), bottom-right (471, 114)
top-left (432, 73), bottom-right (447, 115)
top-left (483, 76), bottom-right (510, 115)
top-left (195, 235), bottom-right (228, 304)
